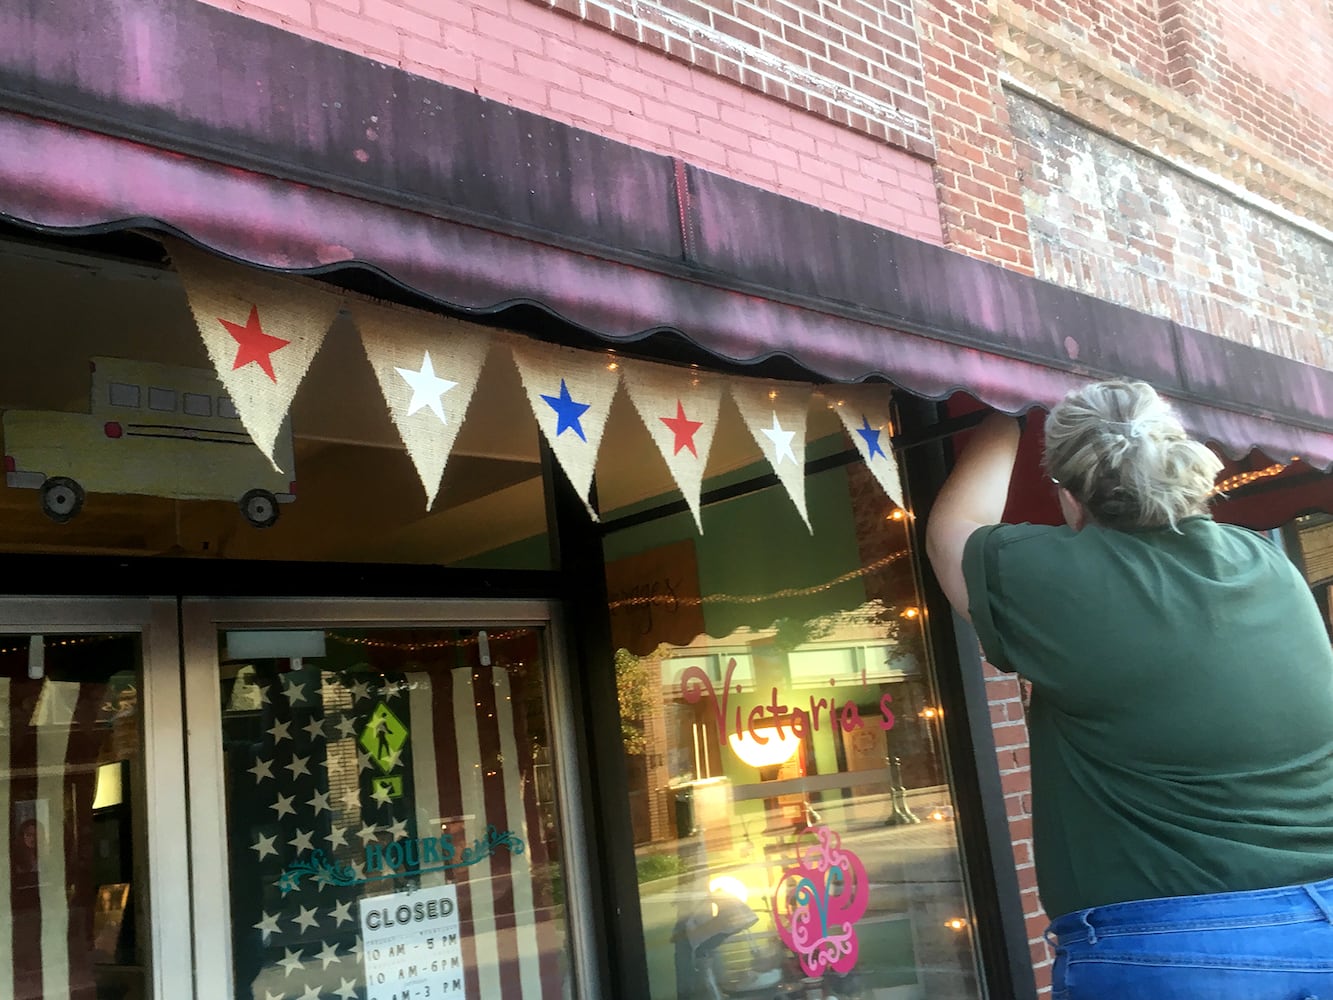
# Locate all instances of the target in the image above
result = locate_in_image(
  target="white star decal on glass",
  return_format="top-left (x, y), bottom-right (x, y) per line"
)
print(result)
top-left (341, 786), bottom-right (362, 811)
top-left (303, 717), bottom-right (325, 740)
top-left (253, 910), bottom-right (281, 939)
top-left (316, 941), bottom-right (341, 970)
top-left (255, 683), bottom-right (271, 705)
top-left (357, 751), bottom-right (376, 774)
top-left (348, 678), bottom-right (371, 701)
top-left (395, 351), bottom-right (458, 423)
top-left (289, 828), bottom-right (315, 853)
top-left (251, 833), bottom-right (278, 861)
top-left (335, 977), bottom-right (358, 1000)
top-left (325, 824), bottom-right (348, 850)
top-left (760, 412), bottom-right (798, 465)
top-left (263, 991), bottom-right (285, 1000)
top-left (347, 938), bottom-right (364, 963)
top-left (249, 757), bottom-right (274, 783)
top-left (371, 782), bottom-right (394, 805)
top-left (267, 719), bottom-right (291, 744)
top-left (387, 817), bottom-right (409, 840)
top-left (277, 947), bottom-right (305, 977)
top-left (307, 790), bottom-right (331, 816)
top-left (299, 984), bottom-right (321, 1000)
top-left (356, 822), bottom-right (380, 846)
top-left (292, 905), bottom-right (320, 933)
top-left (284, 755), bottom-right (311, 779)
top-left (282, 678), bottom-right (307, 704)
top-left (335, 715), bottom-right (358, 739)
top-left (329, 899), bottom-right (354, 927)
top-left (270, 793), bottom-right (296, 820)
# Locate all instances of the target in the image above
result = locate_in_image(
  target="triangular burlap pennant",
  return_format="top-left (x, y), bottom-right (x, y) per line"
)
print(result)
top-left (508, 339), bottom-right (620, 519)
top-left (824, 383), bottom-right (903, 507)
top-left (351, 303), bottom-right (492, 510)
top-left (168, 238), bottom-right (341, 470)
top-left (620, 360), bottom-right (724, 532)
top-left (729, 378), bottom-right (813, 532)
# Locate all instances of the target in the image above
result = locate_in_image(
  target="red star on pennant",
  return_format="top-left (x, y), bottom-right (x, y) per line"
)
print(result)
top-left (219, 304), bottom-right (290, 383)
top-left (660, 399), bottom-right (704, 456)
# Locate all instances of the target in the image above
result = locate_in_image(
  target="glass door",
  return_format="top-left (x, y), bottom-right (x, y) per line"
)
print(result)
top-left (182, 599), bottom-right (593, 1000)
top-left (0, 599), bottom-right (192, 1000)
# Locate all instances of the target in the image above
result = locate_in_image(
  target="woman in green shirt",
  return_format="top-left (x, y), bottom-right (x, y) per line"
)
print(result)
top-left (926, 379), bottom-right (1333, 999)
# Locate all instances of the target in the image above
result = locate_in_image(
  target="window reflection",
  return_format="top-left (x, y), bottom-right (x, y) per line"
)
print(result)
top-left (607, 459), bottom-right (981, 999)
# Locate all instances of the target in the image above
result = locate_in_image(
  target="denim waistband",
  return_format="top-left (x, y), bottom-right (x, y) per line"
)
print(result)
top-left (1049, 875), bottom-right (1333, 945)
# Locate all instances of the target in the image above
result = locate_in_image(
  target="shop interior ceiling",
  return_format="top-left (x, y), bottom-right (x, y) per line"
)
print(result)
top-left (0, 240), bottom-right (847, 562)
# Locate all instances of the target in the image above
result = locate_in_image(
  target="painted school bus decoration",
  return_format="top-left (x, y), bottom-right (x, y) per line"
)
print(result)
top-left (2, 357), bottom-right (296, 526)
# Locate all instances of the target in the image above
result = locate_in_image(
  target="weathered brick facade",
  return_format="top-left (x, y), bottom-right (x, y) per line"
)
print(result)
top-left (197, 0), bottom-right (1333, 992)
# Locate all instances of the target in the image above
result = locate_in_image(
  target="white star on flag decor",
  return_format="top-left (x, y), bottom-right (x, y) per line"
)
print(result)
top-left (729, 377), bottom-right (814, 532)
top-left (823, 383), bottom-right (904, 508)
top-left (167, 238), bottom-right (341, 471)
top-left (350, 303), bottom-right (492, 510)
top-left (509, 338), bottom-right (621, 519)
top-left (620, 360), bottom-right (724, 533)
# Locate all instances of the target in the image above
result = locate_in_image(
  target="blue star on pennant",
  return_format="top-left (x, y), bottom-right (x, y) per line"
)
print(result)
top-left (541, 379), bottom-right (591, 441)
top-left (856, 416), bottom-right (887, 460)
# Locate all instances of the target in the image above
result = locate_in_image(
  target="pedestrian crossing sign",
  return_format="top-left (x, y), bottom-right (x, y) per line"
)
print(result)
top-left (360, 702), bottom-right (409, 774)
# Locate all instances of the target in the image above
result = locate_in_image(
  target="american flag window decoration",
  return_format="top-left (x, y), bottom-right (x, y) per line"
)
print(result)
top-left (0, 633), bottom-right (144, 1000)
top-left (219, 626), bottom-right (571, 1000)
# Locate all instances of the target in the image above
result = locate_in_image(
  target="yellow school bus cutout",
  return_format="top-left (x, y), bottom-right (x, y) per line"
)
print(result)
top-left (2, 357), bottom-right (296, 527)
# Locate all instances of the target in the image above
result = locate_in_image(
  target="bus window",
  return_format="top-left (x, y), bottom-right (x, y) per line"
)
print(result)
top-left (183, 393), bottom-right (212, 417)
top-left (218, 397), bottom-right (239, 420)
top-left (148, 387), bottom-right (177, 412)
top-left (109, 383), bottom-right (140, 408)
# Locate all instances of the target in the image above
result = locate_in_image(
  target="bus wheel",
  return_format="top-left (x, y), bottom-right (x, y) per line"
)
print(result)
top-left (240, 489), bottom-right (280, 529)
top-left (40, 477), bottom-right (84, 523)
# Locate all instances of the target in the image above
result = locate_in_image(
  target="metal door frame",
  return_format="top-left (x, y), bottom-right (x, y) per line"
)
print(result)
top-left (0, 597), bottom-right (192, 1000)
top-left (181, 597), bottom-right (599, 1000)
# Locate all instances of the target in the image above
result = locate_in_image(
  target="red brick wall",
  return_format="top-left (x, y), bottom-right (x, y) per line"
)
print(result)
top-left (198, 0), bottom-right (943, 240)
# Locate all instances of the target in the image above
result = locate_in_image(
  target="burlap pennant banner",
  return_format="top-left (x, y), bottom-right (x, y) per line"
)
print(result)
top-left (351, 303), bottom-right (492, 510)
top-left (825, 383), bottom-right (904, 507)
top-left (168, 239), bottom-right (341, 470)
top-left (729, 377), bottom-right (813, 532)
top-left (620, 360), bottom-right (725, 533)
top-left (509, 339), bottom-right (620, 518)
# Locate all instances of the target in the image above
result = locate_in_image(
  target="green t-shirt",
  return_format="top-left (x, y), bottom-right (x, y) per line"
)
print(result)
top-left (964, 516), bottom-right (1333, 918)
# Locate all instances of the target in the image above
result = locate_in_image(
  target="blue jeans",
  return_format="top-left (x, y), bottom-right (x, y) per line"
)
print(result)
top-left (1048, 876), bottom-right (1333, 999)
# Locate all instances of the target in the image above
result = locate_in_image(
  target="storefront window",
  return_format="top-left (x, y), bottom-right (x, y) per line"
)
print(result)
top-left (606, 442), bottom-right (982, 999)
top-left (217, 625), bottom-right (572, 1000)
top-left (0, 632), bottom-right (145, 999)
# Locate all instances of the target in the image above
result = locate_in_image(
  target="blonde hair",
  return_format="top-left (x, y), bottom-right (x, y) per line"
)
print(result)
top-left (1043, 380), bottom-right (1223, 530)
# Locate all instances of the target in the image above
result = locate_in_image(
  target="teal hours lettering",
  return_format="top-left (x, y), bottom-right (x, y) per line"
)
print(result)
top-left (276, 824), bottom-right (524, 894)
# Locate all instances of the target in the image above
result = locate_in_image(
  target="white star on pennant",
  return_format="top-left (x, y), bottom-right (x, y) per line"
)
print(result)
top-left (316, 941), bottom-right (341, 969)
top-left (253, 910), bottom-right (281, 939)
top-left (356, 822), bottom-right (380, 846)
top-left (270, 793), bottom-right (296, 820)
top-left (284, 755), bottom-right (311, 779)
top-left (282, 678), bottom-right (306, 705)
top-left (395, 351), bottom-right (457, 423)
top-left (335, 715), bottom-right (358, 739)
top-left (325, 824), bottom-right (348, 850)
top-left (761, 412), bottom-right (798, 465)
top-left (251, 833), bottom-right (278, 861)
top-left (292, 905), bottom-right (320, 933)
top-left (277, 947), bottom-right (305, 977)
top-left (289, 829), bottom-right (315, 853)
top-left (249, 757), bottom-right (274, 783)
top-left (307, 790), bottom-right (331, 816)
top-left (335, 977), bottom-right (358, 1000)
top-left (303, 717), bottom-right (325, 740)
top-left (267, 719), bottom-right (291, 744)
top-left (329, 899), bottom-right (354, 927)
